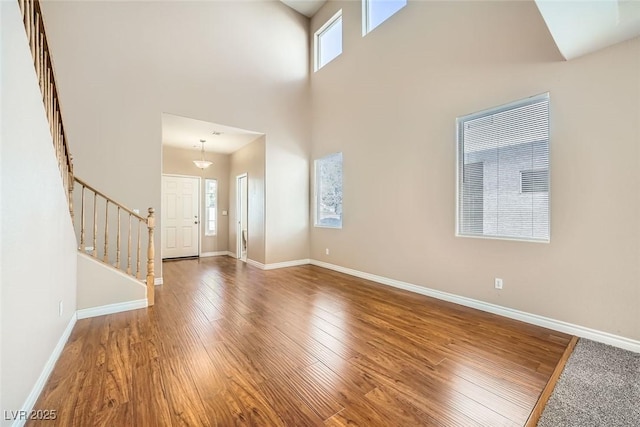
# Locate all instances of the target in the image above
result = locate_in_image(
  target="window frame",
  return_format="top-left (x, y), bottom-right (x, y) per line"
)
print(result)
top-left (314, 152), bottom-right (343, 229)
top-left (314, 9), bottom-right (343, 72)
top-left (362, 0), bottom-right (407, 36)
top-left (204, 178), bottom-right (217, 237)
top-left (455, 93), bottom-right (551, 243)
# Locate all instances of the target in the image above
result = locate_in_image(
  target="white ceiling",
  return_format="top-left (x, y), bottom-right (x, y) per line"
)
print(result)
top-left (280, 0), bottom-right (326, 18)
top-left (535, 0), bottom-right (640, 60)
top-left (161, 113), bottom-right (263, 155)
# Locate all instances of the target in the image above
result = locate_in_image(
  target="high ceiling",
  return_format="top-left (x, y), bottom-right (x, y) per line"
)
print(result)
top-left (164, 1), bottom-right (640, 154)
top-left (280, 0), bottom-right (640, 61)
top-left (162, 113), bottom-right (263, 155)
top-left (280, 0), bottom-right (326, 18)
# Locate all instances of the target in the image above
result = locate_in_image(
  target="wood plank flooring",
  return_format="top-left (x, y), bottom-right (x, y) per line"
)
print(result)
top-left (28, 257), bottom-right (572, 426)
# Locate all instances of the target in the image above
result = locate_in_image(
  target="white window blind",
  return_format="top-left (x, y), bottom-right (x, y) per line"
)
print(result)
top-left (457, 93), bottom-right (550, 242)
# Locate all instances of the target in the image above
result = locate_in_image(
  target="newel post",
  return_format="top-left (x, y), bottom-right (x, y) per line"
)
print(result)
top-left (146, 207), bottom-right (156, 306)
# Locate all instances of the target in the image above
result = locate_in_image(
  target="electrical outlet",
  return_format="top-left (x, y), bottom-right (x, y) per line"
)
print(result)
top-left (325, 248), bottom-right (330, 255)
top-left (58, 300), bottom-right (64, 317)
top-left (494, 278), bottom-right (503, 290)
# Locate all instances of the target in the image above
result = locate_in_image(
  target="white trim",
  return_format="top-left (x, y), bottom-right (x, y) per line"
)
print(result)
top-left (245, 258), bottom-right (311, 271)
top-left (154, 277), bottom-right (163, 285)
top-left (14, 314), bottom-right (77, 427)
top-left (245, 258), bottom-right (265, 270)
top-left (309, 259), bottom-right (640, 353)
top-left (265, 259), bottom-right (310, 270)
top-left (76, 299), bottom-right (148, 320)
top-left (199, 251), bottom-right (230, 258)
top-left (236, 173), bottom-right (248, 261)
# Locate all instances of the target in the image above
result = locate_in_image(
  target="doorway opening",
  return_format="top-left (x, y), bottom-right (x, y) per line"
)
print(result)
top-left (236, 173), bottom-right (248, 262)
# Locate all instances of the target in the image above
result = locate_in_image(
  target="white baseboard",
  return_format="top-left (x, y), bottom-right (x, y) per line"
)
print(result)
top-left (200, 251), bottom-right (232, 258)
top-left (14, 314), bottom-right (77, 427)
top-left (264, 258), bottom-right (311, 270)
top-left (245, 258), bottom-right (310, 270)
top-left (309, 259), bottom-right (640, 353)
top-left (245, 258), bottom-right (265, 269)
top-left (77, 299), bottom-right (148, 320)
top-left (154, 277), bottom-right (163, 286)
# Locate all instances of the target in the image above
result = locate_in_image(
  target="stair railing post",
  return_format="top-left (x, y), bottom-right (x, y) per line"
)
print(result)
top-left (68, 155), bottom-right (74, 220)
top-left (80, 185), bottom-right (85, 252)
top-left (136, 222), bottom-right (142, 280)
top-left (146, 208), bottom-right (155, 306)
top-left (116, 207), bottom-right (121, 268)
top-left (92, 192), bottom-right (97, 258)
top-left (127, 214), bottom-right (132, 275)
top-left (103, 200), bottom-right (109, 263)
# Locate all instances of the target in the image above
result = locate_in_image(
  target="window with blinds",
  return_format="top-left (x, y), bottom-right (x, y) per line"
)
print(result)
top-left (456, 93), bottom-right (550, 242)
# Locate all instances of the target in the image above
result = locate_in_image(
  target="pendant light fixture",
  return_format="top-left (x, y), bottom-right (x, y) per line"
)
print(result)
top-left (193, 139), bottom-right (212, 169)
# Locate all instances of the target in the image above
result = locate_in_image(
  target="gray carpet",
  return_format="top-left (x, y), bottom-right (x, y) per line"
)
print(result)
top-left (538, 339), bottom-right (640, 426)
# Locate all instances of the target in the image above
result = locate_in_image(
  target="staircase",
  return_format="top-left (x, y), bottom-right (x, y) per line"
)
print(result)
top-left (18, 0), bottom-right (156, 306)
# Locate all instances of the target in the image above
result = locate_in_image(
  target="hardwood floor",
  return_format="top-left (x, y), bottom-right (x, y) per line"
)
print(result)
top-left (28, 257), bottom-right (572, 426)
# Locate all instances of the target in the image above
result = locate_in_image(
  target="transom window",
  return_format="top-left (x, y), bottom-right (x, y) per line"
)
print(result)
top-left (363, 0), bottom-right (407, 35)
top-left (457, 93), bottom-right (550, 242)
top-left (314, 10), bottom-right (343, 71)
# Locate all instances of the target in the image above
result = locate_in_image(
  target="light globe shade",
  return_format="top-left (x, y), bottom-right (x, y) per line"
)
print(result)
top-left (193, 160), bottom-right (213, 169)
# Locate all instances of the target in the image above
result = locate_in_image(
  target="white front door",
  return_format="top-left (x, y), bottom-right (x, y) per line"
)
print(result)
top-left (162, 175), bottom-right (199, 259)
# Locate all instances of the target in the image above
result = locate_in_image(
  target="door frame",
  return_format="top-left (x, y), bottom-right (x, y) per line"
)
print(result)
top-left (236, 173), bottom-right (248, 261)
top-left (161, 173), bottom-right (202, 259)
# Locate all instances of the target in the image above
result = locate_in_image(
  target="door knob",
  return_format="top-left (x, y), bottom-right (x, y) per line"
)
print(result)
top-left (194, 221), bottom-right (199, 224)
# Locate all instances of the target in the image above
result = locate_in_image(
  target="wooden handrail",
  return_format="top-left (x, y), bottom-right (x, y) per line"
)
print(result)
top-left (74, 177), bottom-right (155, 306)
top-left (19, 0), bottom-right (156, 307)
top-left (74, 177), bottom-right (147, 221)
top-left (18, 0), bottom-right (74, 215)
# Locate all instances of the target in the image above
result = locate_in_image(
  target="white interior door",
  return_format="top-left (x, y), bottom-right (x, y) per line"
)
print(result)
top-left (237, 174), bottom-right (248, 261)
top-left (162, 175), bottom-right (199, 259)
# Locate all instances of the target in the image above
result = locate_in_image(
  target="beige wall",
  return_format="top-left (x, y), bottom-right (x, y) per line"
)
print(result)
top-left (40, 0), bottom-right (311, 278)
top-left (1, 2), bottom-right (78, 420)
top-left (77, 253), bottom-right (146, 309)
top-left (311, 1), bottom-right (640, 341)
top-left (230, 137), bottom-right (267, 264)
top-left (162, 145), bottom-right (231, 254)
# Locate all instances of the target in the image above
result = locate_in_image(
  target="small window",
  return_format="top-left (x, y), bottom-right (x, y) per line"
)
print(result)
top-left (363, 0), bottom-right (407, 35)
top-left (205, 179), bottom-right (217, 236)
top-left (521, 169), bottom-right (549, 193)
top-left (315, 10), bottom-right (342, 71)
top-left (314, 152), bottom-right (343, 228)
top-left (457, 93), bottom-right (550, 242)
